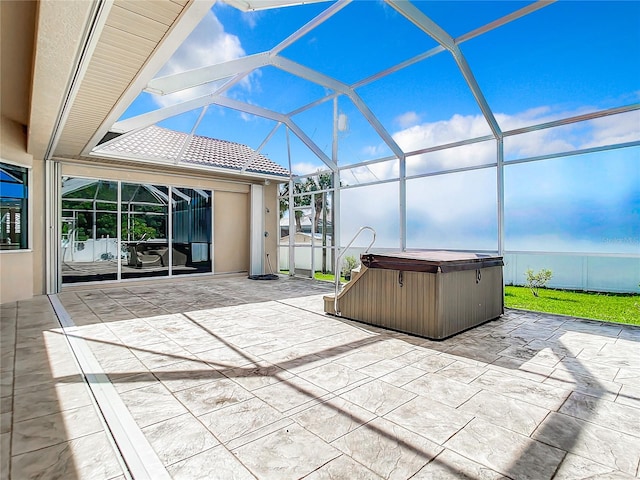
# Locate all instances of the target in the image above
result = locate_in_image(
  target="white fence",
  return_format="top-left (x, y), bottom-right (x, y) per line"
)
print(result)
top-left (280, 245), bottom-right (640, 293)
top-left (62, 238), bottom-right (119, 263)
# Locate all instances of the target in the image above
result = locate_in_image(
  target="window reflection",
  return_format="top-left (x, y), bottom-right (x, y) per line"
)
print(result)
top-left (121, 183), bottom-right (169, 279)
top-left (61, 178), bottom-right (118, 282)
top-left (61, 178), bottom-right (213, 283)
top-left (0, 162), bottom-right (28, 250)
top-left (172, 187), bottom-right (212, 276)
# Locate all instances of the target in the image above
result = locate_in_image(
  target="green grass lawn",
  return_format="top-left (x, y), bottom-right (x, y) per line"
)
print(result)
top-left (505, 286), bottom-right (640, 326)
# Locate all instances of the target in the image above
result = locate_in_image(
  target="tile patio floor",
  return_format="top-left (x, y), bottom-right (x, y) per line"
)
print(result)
top-left (2, 275), bottom-right (639, 479)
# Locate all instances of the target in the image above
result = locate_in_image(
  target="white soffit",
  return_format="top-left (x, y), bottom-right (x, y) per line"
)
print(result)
top-left (28, 0), bottom-right (96, 160)
top-left (51, 0), bottom-right (214, 158)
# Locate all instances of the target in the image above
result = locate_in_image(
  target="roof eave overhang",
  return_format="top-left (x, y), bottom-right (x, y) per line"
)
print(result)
top-left (74, 150), bottom-right (289, 183)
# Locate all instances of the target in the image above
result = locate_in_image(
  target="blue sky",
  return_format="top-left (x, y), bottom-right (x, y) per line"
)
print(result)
top-left (120, 0), bottom-right (640, 254)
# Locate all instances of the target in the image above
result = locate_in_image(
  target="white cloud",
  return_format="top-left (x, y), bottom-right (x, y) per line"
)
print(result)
top-left (152, 11), bottom-right (249, 108)
top-left (579, 110), bottom-right (640, 149)
top-left (343, 105), bottom-right (639, 251)
top-left (291, 161), bottom-right (323, 176)
top-left (394, 111), bottom-right (421, 129)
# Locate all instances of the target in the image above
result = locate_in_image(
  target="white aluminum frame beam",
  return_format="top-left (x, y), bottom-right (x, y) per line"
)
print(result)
top-left (146, 53), bottom-right (271, 95)
top-left (387, 0), bottom-right (502, 140)
top-left (274, 56), bottom-right (405, 159)
top-left (271, 0), bottom-right (351, 55)
top-left (207, 95), bottom-right (339, 171)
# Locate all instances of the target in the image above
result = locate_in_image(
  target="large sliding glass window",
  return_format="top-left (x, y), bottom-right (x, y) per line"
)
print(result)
top-left (121, 183), bottom-right (169, 280)
top-left (172, 187), bottom-right (212, 275)
top-left (61, 178), bottom-right (118, 282)
top-left (62, 177), bottom-right (213, 284)
top-left (1, 162), bottom-right (28, 250)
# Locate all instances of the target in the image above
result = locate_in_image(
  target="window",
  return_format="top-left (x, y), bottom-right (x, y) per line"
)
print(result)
top-left (0, 162), bottom-right (28, 250)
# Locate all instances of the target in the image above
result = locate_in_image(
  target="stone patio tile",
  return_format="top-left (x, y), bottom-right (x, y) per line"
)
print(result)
top-left (553, 453), bottom-right (637, 480)
top-left (496, 344), bottom-right (563, 368)
top-left (142, 413), bottom-right (218, 466)
top-left (293, 396), bottom-right (376, 443)
top-left (232, 423), bottom-right (340, 480)
top-left (404, 373), bottom-right (481, 408)
top-left (119, 383), bottom-right (188, 427)
top-left (385, 395), bottom-right (473, 444)
top-left (339, 379), bottom-right (416, 416)
top-left (412, 448), bottom-right (508, 479)
top-left (252, 376), bottom-right (330, 413)
top-left (356, 338), bottom-right (415, 359)
top-left (259, 348), bottom-right (332, 375)
top-left (532, 412), bottom-right (640, 475)
top-left (616, 384), bottom-right (640, 409)
top-left (151, 359), bottom-right (223, 393)
top-left (303, 454), bottom-right (383, 480)
top-left (410, 353), bottom-right (458, 373)
top-left (107, 320), bottom-right (170, 347)
top-left (577, 343), bottom-right (640, 369)
top-left (1, 432), bottom-right (9, 480)
top-left (12, 382), bottom-right (93, 423)
top-left (133, 340), bottom-right (198, 370)
top-left (109, 371), bottom-right (158, 393)
top-left (11, 404), bottom-right (103, 456)
top-left (334, 350), bottom-right (389, 370)
top-left (296, 362), bottom-right (370, 392)
top-left (378, 365), bottom-right (425, 387)
top-left (543, 368), bottom-right (622, 401)
top-left (195, 346), bottom-right (261, 370)
top-left (441, 344), bottom-right (502, 365)
top-left (332, 417), bottom-right (442, 480)
top-left (173, 378), bottom-right (254, 416)
top-left (435, 360), bottom-right (488, 384)
top-left (223, 362), bottom-right (293, 391)
top-left (615, 367), bottom-right (640, 386)
top-left (617, 327), bottom-right (640, 342)
top-left (11, 431), bottom-right (123, 480)
top-left (96, 353), bottom-right (148, 375)
top-left (198, 397), bottom-right (285, 444)
top-left (471, 369), bottom-right (570, 410)
top-left (559, 391), bottom-right (640, 437)
top-left (554, 355), bottom-right (620, 381)
top-left (458, 390), bottom-right (550, 436)
top-left (445, 418), bottom-right (565, 480)
top-left (547, 329), bottom-right (613, 355)
top-left (166, 445), bottom-right (255, 479)
top-left (241, 338), bottom-right (294, 356)
top-left (356, 359), bottom-right (405, 378)
top-left (488, 356), bottom-right (553, 382)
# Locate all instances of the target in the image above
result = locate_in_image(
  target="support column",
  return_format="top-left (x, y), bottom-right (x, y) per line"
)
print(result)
top-left (497, 137), bottom-right (505, 255)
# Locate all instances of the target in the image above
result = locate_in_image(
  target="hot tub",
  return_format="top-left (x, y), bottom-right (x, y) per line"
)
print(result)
top-left (324, 251), bottom-right (504, 339)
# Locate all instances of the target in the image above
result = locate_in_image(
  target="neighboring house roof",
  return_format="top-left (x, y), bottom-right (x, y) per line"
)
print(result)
top-left (93, 125), bottom-right (290, 178)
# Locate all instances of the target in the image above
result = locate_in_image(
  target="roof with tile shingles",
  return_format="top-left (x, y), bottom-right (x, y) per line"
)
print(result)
top-left (94, 125), bottom-right (289, 177)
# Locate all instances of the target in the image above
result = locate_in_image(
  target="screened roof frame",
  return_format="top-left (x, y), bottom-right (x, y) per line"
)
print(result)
top-left (102, 0), bottom-right (640, 180)
top-left (111, 0), bottom-right (570, 173)
top-left (95, 0), bottom-right (640, 256)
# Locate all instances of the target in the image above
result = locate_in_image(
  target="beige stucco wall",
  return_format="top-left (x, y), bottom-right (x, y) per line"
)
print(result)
top-left (214, 191), bottom-right (249, 274)
top-left (1, 115), bottom-right (36, 303)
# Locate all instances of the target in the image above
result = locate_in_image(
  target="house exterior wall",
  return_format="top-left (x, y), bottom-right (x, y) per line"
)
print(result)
top-left (0, 155), bottom-right (280, 303)
top-left (0, 116), bottom-right (38, 303)
top-left (61, 159), bottom-right (270, 278)
top-left (214, 190), bottom-right (249, 273)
